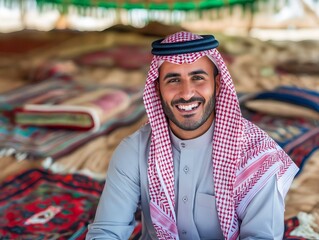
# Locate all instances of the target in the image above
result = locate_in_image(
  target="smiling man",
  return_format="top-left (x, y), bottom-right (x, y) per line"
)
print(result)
top-left (157, 56), bottom-right (219, 139)
top-left (86, 31), bottom-right (299, 240)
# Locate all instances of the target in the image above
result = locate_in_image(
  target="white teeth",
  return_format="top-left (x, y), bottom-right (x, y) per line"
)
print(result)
top-left (177, 103), bottom-right (199, 111)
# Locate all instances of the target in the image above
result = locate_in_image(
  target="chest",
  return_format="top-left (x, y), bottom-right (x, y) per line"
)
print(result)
top-left (172, 146), bottom-right (223, 239)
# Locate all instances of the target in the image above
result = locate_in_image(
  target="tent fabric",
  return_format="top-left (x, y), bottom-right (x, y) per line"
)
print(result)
top-left (0, 0), bottom-right (259, 31)
top-left (1, 0), bottom-right (256, 13)
top-left (34, 0), bottom-right (256, 11)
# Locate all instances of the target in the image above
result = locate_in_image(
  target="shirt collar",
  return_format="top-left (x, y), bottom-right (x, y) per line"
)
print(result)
top-left (169, 122), bottom-right (214, 151)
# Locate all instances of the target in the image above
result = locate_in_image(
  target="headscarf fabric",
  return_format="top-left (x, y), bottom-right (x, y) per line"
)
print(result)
top-left (143, 31), bottom-right (298, 240)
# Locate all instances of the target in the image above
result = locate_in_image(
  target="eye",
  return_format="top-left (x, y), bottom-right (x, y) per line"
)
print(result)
top-left (167, 78), bottom-right (180, 83)
top-left (192, 75), bottom-right (204, 81)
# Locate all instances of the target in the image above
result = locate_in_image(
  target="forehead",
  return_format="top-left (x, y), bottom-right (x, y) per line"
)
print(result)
top-left (158, 56), bottom-right (215, 75)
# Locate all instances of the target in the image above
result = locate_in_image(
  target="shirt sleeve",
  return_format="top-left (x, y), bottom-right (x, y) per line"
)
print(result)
top-left (239, 175), bottom-right (285, 240)
top-left (86, 138), bottom-right (141, 240)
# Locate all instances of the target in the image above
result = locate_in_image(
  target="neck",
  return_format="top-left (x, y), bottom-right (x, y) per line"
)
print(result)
top-left (169, 115), bottom-right (214, 140)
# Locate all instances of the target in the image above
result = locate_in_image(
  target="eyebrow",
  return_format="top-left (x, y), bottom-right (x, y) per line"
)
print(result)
top-left (162, 69), bottom-right (208, 81)
top-left (188, 69), bottom-right (208, 76)
top-left (163, 73), bottom-right (181, 81)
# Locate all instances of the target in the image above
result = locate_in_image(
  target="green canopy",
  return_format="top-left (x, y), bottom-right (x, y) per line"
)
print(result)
top-left (0, 0), bottom-right (263, 30)
top-left (1, 0), bottom-right (261, 15)
top-left (34, 0), bottom-right (257, 11)
top-left (0, 0), bottom-right (257, 12)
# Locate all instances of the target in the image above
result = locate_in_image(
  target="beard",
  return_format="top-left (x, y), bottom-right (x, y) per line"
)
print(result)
top-left (160, 95), bottom-right (216, 131)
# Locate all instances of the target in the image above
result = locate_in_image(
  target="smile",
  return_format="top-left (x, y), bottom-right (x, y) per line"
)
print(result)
top-left (176, 102), bottom-right (200, 112)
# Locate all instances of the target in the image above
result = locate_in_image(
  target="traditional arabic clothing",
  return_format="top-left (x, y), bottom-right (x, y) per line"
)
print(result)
top-left (144, 31), bottom-right (298, 239)
top-left (86, 31), bottom-right (299, 240)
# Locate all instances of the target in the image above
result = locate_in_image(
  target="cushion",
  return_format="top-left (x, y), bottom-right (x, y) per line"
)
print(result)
top-left (244, 86), bottom-right (319, 120)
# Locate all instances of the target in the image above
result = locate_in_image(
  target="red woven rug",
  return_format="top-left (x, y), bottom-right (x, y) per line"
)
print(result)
top-left (0, 168), bottom-right (104, 239)
top-left (0, 168), bottom-right (143, 239)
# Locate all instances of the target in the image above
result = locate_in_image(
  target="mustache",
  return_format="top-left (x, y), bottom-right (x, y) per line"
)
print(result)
top-left (171, 97), bottom-right (205, 105)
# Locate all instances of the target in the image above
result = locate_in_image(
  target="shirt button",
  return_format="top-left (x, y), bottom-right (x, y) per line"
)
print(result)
top-left (182, 196), bottom-right (188, 203)
top-left (181, 142), bottom-right (186, 148)
top-left (182, 230), bottom-right (187, 235)
top-left (183, 166), bottom-right (189, 174)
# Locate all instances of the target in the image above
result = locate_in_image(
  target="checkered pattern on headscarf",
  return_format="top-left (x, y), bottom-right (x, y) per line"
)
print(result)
top-left (143, 31), bottom-right (298, 240)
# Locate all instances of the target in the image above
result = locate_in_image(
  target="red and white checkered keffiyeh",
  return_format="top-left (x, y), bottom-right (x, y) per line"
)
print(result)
top-left (143, 31), bottom-right (298, 240)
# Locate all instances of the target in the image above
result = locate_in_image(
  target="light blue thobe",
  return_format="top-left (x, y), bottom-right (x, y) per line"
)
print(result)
top-left (86, 123), bottom-right (284, 240)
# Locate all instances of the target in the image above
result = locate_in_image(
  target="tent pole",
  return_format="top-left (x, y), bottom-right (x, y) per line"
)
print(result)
top-left (19, 0), bottom-right (26, 29)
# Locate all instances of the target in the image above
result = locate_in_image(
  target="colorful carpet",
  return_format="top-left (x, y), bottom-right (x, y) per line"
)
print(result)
top-left (0, 168), bottom-right (143, 239)
top-left (284, 211), bottom-right (319, 239)
top-left (0, 168), bottom-right (103, 239)
top-left (284, 216), bottom-right (307, 240)
top-left (0, 77), bottom-right (145, 161)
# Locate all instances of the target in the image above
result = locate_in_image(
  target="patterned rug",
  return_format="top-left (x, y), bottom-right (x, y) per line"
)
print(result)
top-left (0, 168), bottom-right (103, 239)
top-left (0, 77), bottom-right (145, 161)
top-left (284, 210), bottom-right (319, 240)
top-left (284, 216), bottom-right (307, 240)
top-left (0, 168), bottom-right (143, 240)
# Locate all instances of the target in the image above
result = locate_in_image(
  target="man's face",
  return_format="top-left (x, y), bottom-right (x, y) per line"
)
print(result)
top-left (157, 56), bottom-right (220, 140)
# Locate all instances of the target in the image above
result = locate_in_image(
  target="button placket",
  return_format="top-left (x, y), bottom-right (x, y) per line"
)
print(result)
top-left (177, 144), bottom-right (194, 238)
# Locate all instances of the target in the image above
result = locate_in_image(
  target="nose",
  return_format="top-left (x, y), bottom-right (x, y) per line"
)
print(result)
top-left (179, 81), bottom-right (195, 101)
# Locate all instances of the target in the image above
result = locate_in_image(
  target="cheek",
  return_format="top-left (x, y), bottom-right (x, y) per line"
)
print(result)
top-left (161, 92), bottom-right (175, 104)
top-left (198, 84), bottom-right (215, 97)
top-left (159, 86), bottom-right (176, 102)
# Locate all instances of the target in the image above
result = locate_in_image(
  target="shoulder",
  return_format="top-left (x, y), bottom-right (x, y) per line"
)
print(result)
top-left (240, 118), bottom-right (279, 158)
top-left (236, 118), bottom-right (286, 190)
top-left (241, 118), bottom-right (270, 144)
top-left (109, 123), bottom-right (151, 173)
top-left (235, 119), bottom-right (283, 211)
top-left (120, 123), bottom-right (152, 150)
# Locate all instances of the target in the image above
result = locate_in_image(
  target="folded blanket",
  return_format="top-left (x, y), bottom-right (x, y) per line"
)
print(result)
top-left (14, 88), bottom-right (131, 131)
top-left (0, 78), bottom-right (146, 161)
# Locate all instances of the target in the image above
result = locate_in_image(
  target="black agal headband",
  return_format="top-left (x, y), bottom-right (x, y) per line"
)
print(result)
top-left (151, 35), bottom-right (219, 56)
